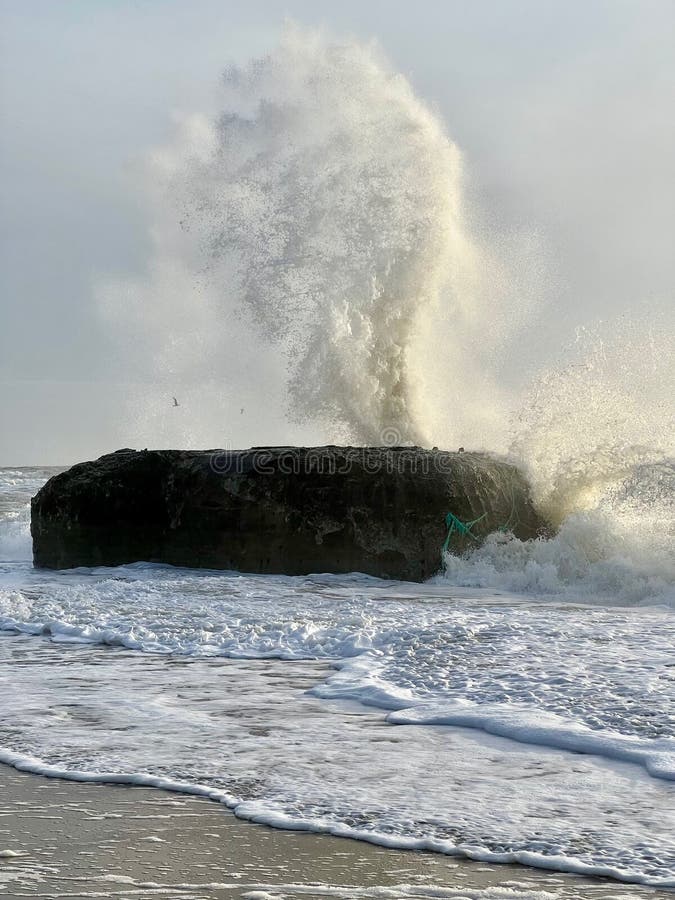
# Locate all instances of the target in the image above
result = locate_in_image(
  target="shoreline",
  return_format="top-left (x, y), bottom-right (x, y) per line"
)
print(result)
top-left (0, 764), bottom-right (668, 899)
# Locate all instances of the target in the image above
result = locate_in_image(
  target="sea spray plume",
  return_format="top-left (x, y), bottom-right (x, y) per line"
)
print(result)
top-left (511, 319), bottom-right (674, 526)
top-left (515, 320), bottom-right (675, 596)
top-left (438, 318), bottom-right (675, 605)
top-left (176, 25), bottom-right (469, 444)
top-left (98, 26), bottom-right (534, 451)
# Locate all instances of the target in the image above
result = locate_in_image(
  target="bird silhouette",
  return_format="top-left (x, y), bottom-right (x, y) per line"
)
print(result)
top-left (172, 397), bottom-right (179, 407)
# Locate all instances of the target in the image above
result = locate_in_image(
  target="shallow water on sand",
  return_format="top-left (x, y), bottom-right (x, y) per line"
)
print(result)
top-left (1, 766), bottom-right (666, 900)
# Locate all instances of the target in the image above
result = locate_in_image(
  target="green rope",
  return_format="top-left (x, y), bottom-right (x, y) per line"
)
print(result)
top-left (442, 481), bottom-right (523, 561)
top-left (441, 511), bottom-right (487, 556)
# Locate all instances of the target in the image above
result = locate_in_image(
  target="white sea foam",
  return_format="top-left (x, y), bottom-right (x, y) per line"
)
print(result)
top-left (85, 876), bottom-right (571, 899)
top-left (0, 509), bottom-right (31, 563)
top-left (388, 702), bottom-right (675, 780)
top-left (87, 879), bottom-right (590, 899)
top-left (1, 544), bottom-right (674, 779)
top-left (0, 468), bottom-right (50, 564)
top-left (437, 509), bottom-right (674, 608)
top-left (1, 640), bottom-right (674, 887)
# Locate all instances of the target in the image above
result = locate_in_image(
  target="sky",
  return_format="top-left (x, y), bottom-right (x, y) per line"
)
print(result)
top-left (1, 0), bottom-right (674, 464)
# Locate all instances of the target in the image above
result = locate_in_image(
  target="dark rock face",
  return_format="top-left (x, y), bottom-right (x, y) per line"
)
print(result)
top-left (31, 447), bottom-right (546, 581)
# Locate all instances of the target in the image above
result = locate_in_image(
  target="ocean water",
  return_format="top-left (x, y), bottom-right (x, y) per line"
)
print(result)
top-left (1, 466), bottom-right (674, 891)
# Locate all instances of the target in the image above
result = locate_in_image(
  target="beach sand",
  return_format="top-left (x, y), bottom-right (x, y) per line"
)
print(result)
top-left (0, 764), bottom-right (666, 899)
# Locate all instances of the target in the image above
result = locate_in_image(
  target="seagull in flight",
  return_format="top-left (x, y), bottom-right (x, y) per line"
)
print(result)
top-left (172, 397), bottom-right (179, 407)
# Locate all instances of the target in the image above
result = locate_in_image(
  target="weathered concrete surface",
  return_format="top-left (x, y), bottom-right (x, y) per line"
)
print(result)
top-left (31, 447), bottom-right (546, 581)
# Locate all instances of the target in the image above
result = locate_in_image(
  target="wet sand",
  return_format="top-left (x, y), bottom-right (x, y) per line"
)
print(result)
top-left (0, 765), bottom-right (667, 899)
